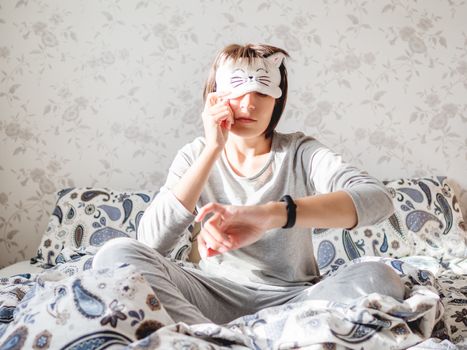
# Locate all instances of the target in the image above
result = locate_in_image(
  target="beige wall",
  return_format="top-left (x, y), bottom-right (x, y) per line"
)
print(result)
top-left (1, 0), bottom-right (466, 268)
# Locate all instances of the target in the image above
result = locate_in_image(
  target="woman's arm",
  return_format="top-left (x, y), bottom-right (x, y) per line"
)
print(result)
top-left (138, 92), bottom-right (233, 253)
top-left (172, 91), bottom-right (233, 213)
top-left (305, 145), bottom-right (394, 228)
top-left (265, 191), bottom-right (358, 230)
top-left (193, 191), bottom-right (358, 257)
top-left (138, 143), bottom-right (222, 253)
top-left (172, 146), bottom-right (221, 214)
top-left (194, 138), bottom-right (395, 257)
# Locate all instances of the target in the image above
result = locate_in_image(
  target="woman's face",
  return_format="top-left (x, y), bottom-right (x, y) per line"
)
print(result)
top-left (227, 92), bottom-right (275, 138)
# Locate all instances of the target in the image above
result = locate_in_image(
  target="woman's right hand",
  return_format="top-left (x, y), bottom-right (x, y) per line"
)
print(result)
top-left (201, 91), bottom-right (234, 152)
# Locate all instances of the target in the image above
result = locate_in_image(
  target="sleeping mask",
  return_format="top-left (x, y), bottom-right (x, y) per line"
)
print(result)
top-left (215, 52), bottom-right (285, 99)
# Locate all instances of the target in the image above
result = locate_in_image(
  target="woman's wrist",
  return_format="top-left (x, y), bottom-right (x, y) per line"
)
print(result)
top-left (202, 145), bottom-right (223, 159)
top-left (263, 201), bottom-right (288, 230)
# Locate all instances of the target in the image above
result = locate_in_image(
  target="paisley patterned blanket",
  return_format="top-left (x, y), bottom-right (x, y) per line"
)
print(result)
top-left (0, 256), bottom-right (464, 349)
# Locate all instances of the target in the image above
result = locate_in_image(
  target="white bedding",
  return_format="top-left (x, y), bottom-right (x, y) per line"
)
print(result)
top-left (0, 255), bottom-right (465, 349)
top-left (0, 260), bottom-right (44, 278)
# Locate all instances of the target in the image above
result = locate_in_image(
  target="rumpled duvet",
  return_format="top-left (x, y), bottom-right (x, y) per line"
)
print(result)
top-left (0, 256), bottom-right (463, 350)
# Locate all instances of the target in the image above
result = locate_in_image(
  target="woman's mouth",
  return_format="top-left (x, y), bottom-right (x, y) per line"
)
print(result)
top-left (235, 118), bottom-right (256, 123)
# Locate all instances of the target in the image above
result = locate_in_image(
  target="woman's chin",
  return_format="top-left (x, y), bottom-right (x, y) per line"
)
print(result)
top-left (228, 127), bottom-right (267, 139)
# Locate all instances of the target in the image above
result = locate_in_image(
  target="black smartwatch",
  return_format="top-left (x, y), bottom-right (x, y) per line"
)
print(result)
top-left (279, 195), bottom-right (297, 229)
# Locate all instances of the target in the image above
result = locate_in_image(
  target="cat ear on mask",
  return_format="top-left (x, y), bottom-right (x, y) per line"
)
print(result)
top-left (266, 52), bottom-right (286, 68)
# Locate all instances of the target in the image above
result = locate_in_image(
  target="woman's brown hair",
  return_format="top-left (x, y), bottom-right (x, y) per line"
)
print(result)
top-left (202, 43), bottom-right (290, 139)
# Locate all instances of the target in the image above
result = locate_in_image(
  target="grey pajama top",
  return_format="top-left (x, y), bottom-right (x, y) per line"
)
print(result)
top-left (138, 131), bottom-right (394, 287)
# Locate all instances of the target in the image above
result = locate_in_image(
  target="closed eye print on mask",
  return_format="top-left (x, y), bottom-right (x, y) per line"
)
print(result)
top-left (230, 68), bottom-right (271, 88)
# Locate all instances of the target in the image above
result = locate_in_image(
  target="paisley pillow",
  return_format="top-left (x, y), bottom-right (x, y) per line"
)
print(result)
top-left (384, 176), bottom-right (466, 259)
top-left (0, 264), bottom-right (174, 348)
top-left (313, 176), bottom-right (467, 276)
top-left (32, 188), bottom-right (194, 267)
top-left (312, 210), bottom-right (415, 276)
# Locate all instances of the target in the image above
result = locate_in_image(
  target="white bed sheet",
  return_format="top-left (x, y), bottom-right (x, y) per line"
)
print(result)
top-left (0, 260), bottom-right (44, 278)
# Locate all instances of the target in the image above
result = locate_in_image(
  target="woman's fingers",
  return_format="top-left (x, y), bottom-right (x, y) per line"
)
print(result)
top-left (198, 234), bottom-right (220, 257)
top-left (197, 234), bottom-right (208, 258)
top-left (203, 213), bottom-right (233, 248)
top-left (213, 110), bottom-right (232, 125)
top-left (206, 92), bottom-right (231, 110)
top-left (198, 214), bottom-right (232, 252)
top-left (202, 110), bottom-right (233, 131)
top-left (195, 202), bottom-right (227, 222)
top-left (207, 91), bottom-right (231, 103)
top-left (195, 207), bottom-right (233, 253)
top-left (209, 105), bottom-right (233, 125)
top-left (201, 91), bottom-right (233, 151)
top-left (197, 234), bottom-right (221, 258)
top-left (208, 101), bottom-right (230, 113)
top-left (204, 96), bottom-right (234, 124)
top-left (201, 229), bottom-right (229, 253)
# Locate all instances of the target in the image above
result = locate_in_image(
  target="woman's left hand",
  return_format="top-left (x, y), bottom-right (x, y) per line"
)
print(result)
top-left (194, 202), bottom-right (271, 258)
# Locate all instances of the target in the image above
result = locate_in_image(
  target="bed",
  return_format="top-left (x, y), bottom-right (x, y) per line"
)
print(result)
top-left (0, 176), bottom-right (465, 349)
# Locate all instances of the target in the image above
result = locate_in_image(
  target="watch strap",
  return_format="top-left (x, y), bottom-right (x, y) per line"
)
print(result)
top-left (279, 195), bottom-right (297, 229)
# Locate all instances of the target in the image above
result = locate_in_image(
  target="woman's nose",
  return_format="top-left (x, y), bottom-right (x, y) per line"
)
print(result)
top-left (240, 92), bottom-right (256, 110)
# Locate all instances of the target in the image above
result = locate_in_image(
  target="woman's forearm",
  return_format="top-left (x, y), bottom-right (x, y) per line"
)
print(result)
top-left (265, 191), bottom-right (358, 230)
top-left (172, 146), bottom-right (221, 214)
top-left (138, 146), bottom-right (221, 252)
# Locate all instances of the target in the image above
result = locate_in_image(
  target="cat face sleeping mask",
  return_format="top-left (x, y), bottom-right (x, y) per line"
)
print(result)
top-left (215, 52), bottom-right (286, 99)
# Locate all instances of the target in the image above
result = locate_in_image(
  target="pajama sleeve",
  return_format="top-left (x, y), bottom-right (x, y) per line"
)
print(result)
top-left (298, 136), bottom-right (394, 228)
top-left (137, 141), bottom-right (200, 254)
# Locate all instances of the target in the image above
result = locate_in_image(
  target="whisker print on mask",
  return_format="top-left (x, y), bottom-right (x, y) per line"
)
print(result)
top-left (257, 79), bottom-right (271, 86)
top-left (231, 82), bottom-right (246, 88)
top-left (230, 77), bottom-right (246, 86)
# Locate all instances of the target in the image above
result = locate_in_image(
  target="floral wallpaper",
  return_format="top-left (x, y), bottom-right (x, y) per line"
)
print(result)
top-left (0, 0), bottom-right (466, 268)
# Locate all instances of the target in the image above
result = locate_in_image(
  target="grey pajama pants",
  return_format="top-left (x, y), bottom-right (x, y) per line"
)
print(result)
top-left (92, 237), bottom-right (406, 325)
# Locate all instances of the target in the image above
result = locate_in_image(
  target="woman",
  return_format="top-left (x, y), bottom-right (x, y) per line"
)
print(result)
top-left (93, 43), bottom-right (405, 325)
